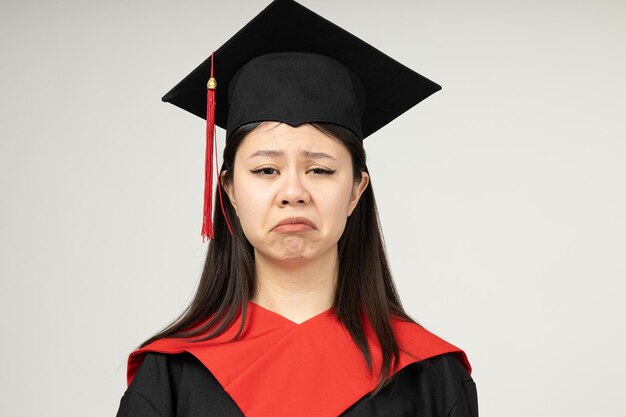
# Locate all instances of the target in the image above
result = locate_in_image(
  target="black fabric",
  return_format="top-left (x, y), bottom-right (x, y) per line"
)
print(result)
top-left (161, 0), bottom-right (441, 140)
top-left (116, 352), bottom-right (478, 417)
top-left (226, 52), bottom-right (366, 139)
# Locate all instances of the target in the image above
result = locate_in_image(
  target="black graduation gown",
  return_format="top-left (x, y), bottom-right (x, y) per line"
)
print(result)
top-left (116, 351), bottom-right (478, 416)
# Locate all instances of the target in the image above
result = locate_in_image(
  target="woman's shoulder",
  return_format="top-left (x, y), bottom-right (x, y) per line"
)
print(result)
top-left (117, 352), bottom-right (241, 417)
top-left (122, 350), bottom-right (225, 397)
top-left (404, 351), bottom-right (473, 383)
top-left (389, 315), bottom-right (474, 376)
top-left (343, 352), bottom-right (478, 417)
top-left (116, 352), bottom-right (178, 416)
top-left (400, 351), bottom-right (476, 399)
top-left (398, 352), bottom-right (478, 417)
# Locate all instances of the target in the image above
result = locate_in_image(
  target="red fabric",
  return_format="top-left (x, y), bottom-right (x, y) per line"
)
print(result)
top-left (202, 70), bottom-right (216, 241)
top-left (127, 301), bottom-right (471, 417)
top-left (201, 51), bottom-right (232, 241)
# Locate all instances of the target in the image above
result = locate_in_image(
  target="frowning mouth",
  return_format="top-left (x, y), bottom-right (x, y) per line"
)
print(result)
top-left (272, 217), bottom-right (316, 233)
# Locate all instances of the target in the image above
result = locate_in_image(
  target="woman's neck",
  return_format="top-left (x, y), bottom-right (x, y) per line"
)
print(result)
top-left (251, 247), bottom-right (338, 324)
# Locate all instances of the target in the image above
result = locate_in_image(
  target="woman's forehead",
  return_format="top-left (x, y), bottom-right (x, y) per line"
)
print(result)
top-left (238, 123), bottom-right (348, 158)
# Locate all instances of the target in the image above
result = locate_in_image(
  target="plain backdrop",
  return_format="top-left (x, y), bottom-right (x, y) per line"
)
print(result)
top-left (1, 0), bottom-right (625, 416)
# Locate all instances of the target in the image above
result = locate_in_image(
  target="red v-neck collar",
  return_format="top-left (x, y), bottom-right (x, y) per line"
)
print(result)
top-left (127, 301), bottom-right (471, 417)
top-left (247, 300), bottom-right (333, 326)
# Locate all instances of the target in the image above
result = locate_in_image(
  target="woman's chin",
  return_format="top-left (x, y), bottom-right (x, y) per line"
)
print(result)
top-left (253, 237), bottom-right (336, 265)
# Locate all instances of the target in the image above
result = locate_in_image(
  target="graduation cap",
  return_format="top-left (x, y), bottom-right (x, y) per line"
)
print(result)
top-left (161, 0), bottom-right (441, 241)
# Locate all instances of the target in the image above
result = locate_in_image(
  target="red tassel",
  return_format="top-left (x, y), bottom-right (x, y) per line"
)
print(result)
top-left (202, 52), bottom-right (233, 242)
top-left (202, 53), bottom-right (217, 241)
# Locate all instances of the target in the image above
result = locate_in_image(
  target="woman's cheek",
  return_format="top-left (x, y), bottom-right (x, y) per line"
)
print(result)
top-left (236, 187), bottom-right (271, 230)
top-left (322, 191), bottom-right (350, 237)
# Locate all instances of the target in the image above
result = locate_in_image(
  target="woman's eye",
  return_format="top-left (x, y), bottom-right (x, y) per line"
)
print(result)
top-left (309, 168), bottom-right (336, 175)
top-left (250, 168), bottom-right (278, 175)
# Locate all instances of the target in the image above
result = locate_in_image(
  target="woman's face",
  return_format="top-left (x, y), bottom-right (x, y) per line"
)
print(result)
top-left (223, 122), bottom-right (369, 264)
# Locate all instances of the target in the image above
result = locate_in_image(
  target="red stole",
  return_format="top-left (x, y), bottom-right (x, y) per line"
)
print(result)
top-left (127, 301), bottom-right (471, 417)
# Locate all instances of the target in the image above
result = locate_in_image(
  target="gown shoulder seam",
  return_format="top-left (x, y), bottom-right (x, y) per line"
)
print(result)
top-left (125, 387), bottom-right (166, 417)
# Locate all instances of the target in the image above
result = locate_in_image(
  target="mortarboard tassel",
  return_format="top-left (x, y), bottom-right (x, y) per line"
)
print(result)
top-left (202, 52), bottom-right (233, 241)
top-left (202, 59), bottom-right (216, 241)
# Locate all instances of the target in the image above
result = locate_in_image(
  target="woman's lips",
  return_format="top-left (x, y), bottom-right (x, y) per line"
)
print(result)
top-left (272, 216), bottom-right (316, 232)
top-left (273, 223), bottom-right (315, 233)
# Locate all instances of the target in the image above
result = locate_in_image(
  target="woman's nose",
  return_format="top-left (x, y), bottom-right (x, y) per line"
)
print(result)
top-left (276, 170), bottom-right (311, 207)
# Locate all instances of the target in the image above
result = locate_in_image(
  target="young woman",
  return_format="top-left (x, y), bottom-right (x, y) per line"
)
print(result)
top-left (116, 1), bottom-right (478, 416)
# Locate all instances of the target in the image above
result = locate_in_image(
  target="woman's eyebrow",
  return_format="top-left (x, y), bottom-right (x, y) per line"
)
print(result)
top-left (248, 150), bottom-right (337, 160)
top-left (248, 150), bottom-right (283, 159)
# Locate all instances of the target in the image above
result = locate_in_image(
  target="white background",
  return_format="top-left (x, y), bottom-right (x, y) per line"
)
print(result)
top-left (1, 0), bottom-right (625, 416)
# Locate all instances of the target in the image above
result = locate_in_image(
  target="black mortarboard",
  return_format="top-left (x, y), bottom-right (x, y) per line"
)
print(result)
top-left (161, 0), bottom-right (441, 240)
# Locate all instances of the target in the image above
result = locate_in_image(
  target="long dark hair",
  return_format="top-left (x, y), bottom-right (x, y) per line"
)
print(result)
top-left (139, 121), bottom-right (424, 395)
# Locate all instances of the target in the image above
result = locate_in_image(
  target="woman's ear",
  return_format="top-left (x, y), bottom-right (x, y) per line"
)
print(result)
top-left (221, 171), bottom-right (237, 214)
top-left (347, 171), bottom-right (369, 216)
